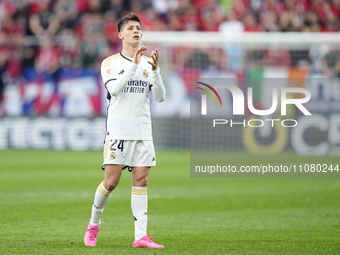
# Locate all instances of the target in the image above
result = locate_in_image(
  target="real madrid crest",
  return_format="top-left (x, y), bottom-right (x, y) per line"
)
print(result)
top-left (110, 152), bottom-right (116, 160)
top-left (143, 69), bottom-right (149, 78)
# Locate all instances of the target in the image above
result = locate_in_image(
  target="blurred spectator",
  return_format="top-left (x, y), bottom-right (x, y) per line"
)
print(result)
top-left (58, 29), bottom-right (81, 68)
top-left (260, 10), bottom-right (280, 32)
top-left (231, 0), bottom-right (249, 21)
top-left (265, 47), bottom-right (292, 67)
top-left (207, 47), bottom-right (229, 72)
top-left (22, 46), bottom-right (37, 68)
top-left (330, 0), bottom-right (340, 17)
top-left (178, 0), bottom-right (200, 31)
top-left (302, 11), bottom-right (321, 32)
top-left (1, 16), bottom-right (25, 48)
top-left (80, 36), bottom-right (99, 68)
top-left (199, 0), bottom-right (225, 31)
top-left (223, 44), bottom-right (244, 70)
top-left (322, 49), bottom-right (340, 77)
top-left (309, 43), bottom-right (330, 73)
top-left (35, 35), bottom-right (60, 75)
top-left (144, 5), bottom-right (168, 30)
top-left (0, 15), bottom-right (25, 85)
top-left (261, 0), bottom-right (285, 16)
top-left (103, 10), bottom-right (121, 52)
top-left (243, 13), bottom-right (262, 31)
top-left (104, 0), bottom-right (129, 17)
top-left (0, 0), bottom-right (16, 21)
top-left (76, 0), bottom-right (90, 13)
top-left (309, 0), bottom-right (327, 25)
top-left (79, 13), bottom-right (108, 68)
top-left (0, 47), bottom-right (9, 114)
top-left (259, 0), bottom-right (285, 32)
top-left (219, 13), bottom-right (245, 34)
top-left (75, 0), bottom-right (105, 13)
top-left (34, 35), bottom-right (61, 115)
top-left (167, 10), bottom-right (182, 30)
top-left (130, 0), bottom-right (154, 30)
top-left (280, 0), bottom-right (303, 31)
top-left (321, 11), bottom-right (338, 32)
top-left (246, 48), bottom-right (265, 69)
top-left (52, 0), bottom-right (78, 34)
top-left (250, 0), bottom-right (262, 13)
top-left (188, 49), bottom-right (210, 69)
top-left (29, 0), bottom-right (61, 37)
top-left (333, 59), bottom-right (340, 77)
top-left (321, 3), bottom-right (339, 32)
top-left (88, 0), bottom-right (105, 13)
top-left (151, 0), bottom-right (179, 16)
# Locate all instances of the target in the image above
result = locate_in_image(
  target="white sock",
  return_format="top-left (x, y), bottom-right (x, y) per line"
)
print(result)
top-left (131, 186), bottom-right (148, 240)
top-left (90, 182), bottom-right (113, 227)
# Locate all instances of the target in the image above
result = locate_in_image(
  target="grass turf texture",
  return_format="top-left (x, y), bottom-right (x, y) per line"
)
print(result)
top-left (0, 150), bottom-right (339, 254)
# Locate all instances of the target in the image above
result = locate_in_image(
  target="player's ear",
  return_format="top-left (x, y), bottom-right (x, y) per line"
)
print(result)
top-left (140, 32), bottom-right (143, 38)
top-left (118, 32), bottom-right (123, 40)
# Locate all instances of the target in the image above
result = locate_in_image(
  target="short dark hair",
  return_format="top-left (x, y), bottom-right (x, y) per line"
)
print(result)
top-left (117, 13), bottom-right (141, 32)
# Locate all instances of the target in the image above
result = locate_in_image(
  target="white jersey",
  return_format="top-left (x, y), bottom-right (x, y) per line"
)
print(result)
top-left (101, 52), bottom-right (165, 140)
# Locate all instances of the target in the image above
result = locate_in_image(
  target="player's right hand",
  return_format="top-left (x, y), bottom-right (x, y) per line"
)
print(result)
top-left (133, 45), bottom-right (148, 65)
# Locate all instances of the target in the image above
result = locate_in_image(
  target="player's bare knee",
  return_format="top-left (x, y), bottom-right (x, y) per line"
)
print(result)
top-left (107, 184), bottom-right (118, 191)
top-left (103, 180), bottom-right (119, 191)
top-left (134, 176), bottom-right (148, 187)
top-left (140, 176), bottom-right (148, 187)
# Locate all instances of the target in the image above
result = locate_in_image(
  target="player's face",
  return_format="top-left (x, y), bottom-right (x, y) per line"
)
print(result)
top-left (119, 20), bottom-right (142, 45)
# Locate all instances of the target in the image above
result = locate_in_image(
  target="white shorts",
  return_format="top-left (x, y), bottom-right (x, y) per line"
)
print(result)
top-left (102, 139), bottom-right (156, 170)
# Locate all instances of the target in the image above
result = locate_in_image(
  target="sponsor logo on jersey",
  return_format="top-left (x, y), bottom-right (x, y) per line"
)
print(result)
top-left (122, 79), bottom-right (148, 94)
top-left (143, 69), bottom-right (149, 78)
top-left (110, 151), bottom-right (116, 160)
top-left (106, 68), bottom-right (114, 75)
top-left (127, 79), bottom-right (148, 87)
top-left (119, 70), bottom-right (124, 75)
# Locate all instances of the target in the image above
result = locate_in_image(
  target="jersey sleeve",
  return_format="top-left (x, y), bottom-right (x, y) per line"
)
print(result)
top-left (150, 66), bottom-right (165, 102)
top-left (101, 58), bottom-right (117, 88)
top-left (102, 57), bottom-right (139, 97)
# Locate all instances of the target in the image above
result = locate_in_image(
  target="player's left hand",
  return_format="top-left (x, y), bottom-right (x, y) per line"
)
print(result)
top-left (148, 48), bottom-right (159, 71)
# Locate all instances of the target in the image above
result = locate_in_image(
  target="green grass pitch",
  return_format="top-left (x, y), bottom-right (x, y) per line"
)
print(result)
top-left (0, 150), bottom-right (339, 254)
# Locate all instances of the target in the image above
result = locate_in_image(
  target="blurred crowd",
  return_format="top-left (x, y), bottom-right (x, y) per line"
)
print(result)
top-left (0, 0), bottom-right (339, 116)
top-left (231, 0), bottom-right (340, 32)
top-left (0, 0), bottom-right (340, 96)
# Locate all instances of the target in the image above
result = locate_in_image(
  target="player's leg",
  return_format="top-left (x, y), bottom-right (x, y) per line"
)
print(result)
top-left (84, 164), bottom-right (122, 246)
top-left (131, 166), bottom-right (164, 248)
top-left (91, 164), bottom-right (123, 225)
top-left (103, 164), bottom-right (123, 191)
top-left (131, 166), bottom-right (150, 240)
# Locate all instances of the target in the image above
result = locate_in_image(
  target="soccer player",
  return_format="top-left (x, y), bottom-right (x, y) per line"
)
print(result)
top-left (84, 13), bottom-right (165, 249)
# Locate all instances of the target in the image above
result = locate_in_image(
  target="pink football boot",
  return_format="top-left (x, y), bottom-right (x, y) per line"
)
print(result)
top-left (133, 234), bottom-right (164, 248)
top-left (84, 224), bottom-right (99, 246)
